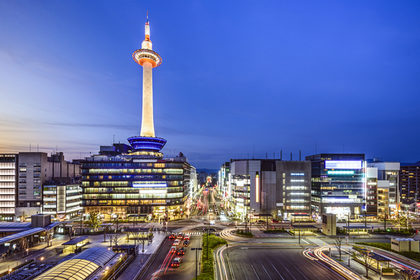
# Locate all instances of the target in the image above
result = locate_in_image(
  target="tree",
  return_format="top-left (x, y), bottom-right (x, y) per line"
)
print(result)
top-left (351, 247), bottom-right (376, 278)
top-left (334, 237), bottom-right (343, 261)
top-left (174, 209), bottom-right (180, 218)
top-left (85, 211), bottom-right (101, 232)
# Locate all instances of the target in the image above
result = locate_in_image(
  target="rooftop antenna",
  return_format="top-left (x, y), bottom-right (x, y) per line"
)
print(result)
top-left (290, 152), bottom-right (292, 161)
top-left (299, 150), bottom-right (301, 161)
top-left (280, 150), bottom-right (282, 160)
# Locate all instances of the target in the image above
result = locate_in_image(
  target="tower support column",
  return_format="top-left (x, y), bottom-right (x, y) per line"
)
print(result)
top-left (141, 61), bottom-right (155, 137)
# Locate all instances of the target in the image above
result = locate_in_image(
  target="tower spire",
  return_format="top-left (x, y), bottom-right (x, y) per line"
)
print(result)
top-left (146, 11), bottom-right (149, 24)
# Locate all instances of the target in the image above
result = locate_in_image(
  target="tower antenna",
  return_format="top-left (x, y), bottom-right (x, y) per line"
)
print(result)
top-left (147, 11), bottom-right (149, 23)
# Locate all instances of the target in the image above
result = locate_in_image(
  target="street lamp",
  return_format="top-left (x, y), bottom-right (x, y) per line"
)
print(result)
top-left (191, 247), bottom-right (202, 280)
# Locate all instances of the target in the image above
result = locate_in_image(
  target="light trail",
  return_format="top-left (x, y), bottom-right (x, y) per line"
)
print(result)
top-left (312, 246), bottom-right (360, 280)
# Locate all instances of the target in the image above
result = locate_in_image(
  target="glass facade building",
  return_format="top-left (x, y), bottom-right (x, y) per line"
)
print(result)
top-left (305, 153), bottom-right (366, 219)
top-left (81, 154), bottom-right (195, 220)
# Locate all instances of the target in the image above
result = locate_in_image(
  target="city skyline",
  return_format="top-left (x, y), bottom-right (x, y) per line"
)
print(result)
top-left (0, 1), bottom-right (420, 168)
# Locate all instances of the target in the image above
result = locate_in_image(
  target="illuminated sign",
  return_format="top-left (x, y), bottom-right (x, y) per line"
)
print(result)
top-left (325, 161), bottom-right (362, 169)
top-left (255, 172), bottom-right (260, 203)
top-left (327, 170), bottom-right (355, 175)
top-left (133, 183), bottom-right (167, 188)
top-left (139, 189), bottom-right (167, 194)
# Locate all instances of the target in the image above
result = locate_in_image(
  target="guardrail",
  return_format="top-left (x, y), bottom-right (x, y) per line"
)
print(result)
top-left (134, 236), bottom-right (168, 280)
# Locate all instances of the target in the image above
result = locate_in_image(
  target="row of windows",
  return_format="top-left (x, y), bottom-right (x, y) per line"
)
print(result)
top-left (83, 193), bottom-right (183, 199)
top-left (83, 175), bottom-right (184, 180)
top-left (84, 168), bottom-right (184, 175)
top-left (83, 187), bottom-right (184, 194)
top-left (84, 199), bottom-right (172, 206)
top-left (82, 162), bottom-right (184, 168)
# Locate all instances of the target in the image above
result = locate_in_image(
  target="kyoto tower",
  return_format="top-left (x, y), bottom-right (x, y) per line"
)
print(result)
top-left (128, 15), bottom-right (167, 158)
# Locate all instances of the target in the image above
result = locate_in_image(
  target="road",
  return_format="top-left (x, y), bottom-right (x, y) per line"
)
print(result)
top-left (140, 235), bottom-right (203, 280)
top-left (223, 245), bottom-right (346, 280)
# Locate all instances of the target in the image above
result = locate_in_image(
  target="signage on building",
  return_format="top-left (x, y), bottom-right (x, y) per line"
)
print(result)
top-left (325, 161), bottom-right (362, 169)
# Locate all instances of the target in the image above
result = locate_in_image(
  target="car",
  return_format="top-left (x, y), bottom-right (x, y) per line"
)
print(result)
top-left (171, 257), bottom-right (182, 267)
top-left (177, 248), bottom-right (186, 255)
top-left (257, 220), bottom-right (265, 224)
top-left (168, 233), bottom-right (176, 239)
top-left (170, 246), bottom-right (177, 253)
top-left (282, 219), bottom-right (291, 223)
top-left (184, 234), bottom-right (190, 240)
top-left (177, 233), bottom-right (184, 239)
top-left (173, 239), bottom-right (180, 246)
top-left (272, 219), bottom-right (280, 223)
top-left (183, 240), bottom-right (189, 247)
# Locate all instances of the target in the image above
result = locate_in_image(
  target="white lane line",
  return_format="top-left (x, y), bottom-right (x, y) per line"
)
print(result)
top-left (302, 239), bottom-right (309, 244)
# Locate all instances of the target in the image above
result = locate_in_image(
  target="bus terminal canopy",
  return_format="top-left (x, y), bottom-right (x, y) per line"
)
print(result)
top-left (253, 214), bottom-right (273, 217)
top-left (34, 247), bottom-right (116, 280)
top-left (0, 228), bottom-right (44, 246)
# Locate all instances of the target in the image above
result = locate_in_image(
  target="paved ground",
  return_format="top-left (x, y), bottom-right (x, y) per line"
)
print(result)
top-left (226, 245), bottom-right (344, 280)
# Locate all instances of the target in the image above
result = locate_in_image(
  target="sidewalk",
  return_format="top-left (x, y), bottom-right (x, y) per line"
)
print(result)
top-left (116, 231), bottom-right (166, 280)
top-left (0, 234), bottom-right (68, 274)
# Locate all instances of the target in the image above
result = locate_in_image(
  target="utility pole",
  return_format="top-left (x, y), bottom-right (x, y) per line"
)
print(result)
top-left (299, 218), bottom-right (301, 245)
top-left (191, 247), bottom-right (202, 280)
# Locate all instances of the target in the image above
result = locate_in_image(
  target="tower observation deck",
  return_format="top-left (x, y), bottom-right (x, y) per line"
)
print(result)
top-left (128, 16), bottom-right (167, 158)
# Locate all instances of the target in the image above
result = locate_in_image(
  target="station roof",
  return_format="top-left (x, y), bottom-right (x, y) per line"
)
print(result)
top-left (34, 247), bottom-right (115, 280)
top-left (72, 247), bottom-right (115, 267)
top-left (33, 259), bottom-right (99, 280)
top-left (45, 222), bottom-right (65, 231)
top-left (124, 227), bottom-right (150, 232)
top-left (62, 236), bottom-right (89, 246)
top-left (344, 226), bottom-right (370, 229)
top-left (290, 225), bottom-right (317, 229)
top-left (0, 227), bottom-right (44, 246)
top-left (0, 222), bottom-right (31, 228)
top-left (354, 247), bottom-right (392, 262)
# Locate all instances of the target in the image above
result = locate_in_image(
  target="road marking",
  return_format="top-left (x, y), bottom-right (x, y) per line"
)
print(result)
top-left (302, 239), bottom-right (309, 244)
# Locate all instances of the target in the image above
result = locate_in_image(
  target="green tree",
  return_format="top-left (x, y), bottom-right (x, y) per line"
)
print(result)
top-left (85, 211), bottom-right (101, 232)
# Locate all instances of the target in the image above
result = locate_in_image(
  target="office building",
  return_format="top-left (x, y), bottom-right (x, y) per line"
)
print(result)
top-left (368, 160), bottom-right (400, 218)
top-left (400, 161), bottom-right (420, 204)
top-left (0, 155), bottom-right (18, 220)
top-left (305, 153), bottom-right (366, 219)
top-left (43, 184), bottom-right (83, 220)
top-left (222, 159), bottom-right (311, 221)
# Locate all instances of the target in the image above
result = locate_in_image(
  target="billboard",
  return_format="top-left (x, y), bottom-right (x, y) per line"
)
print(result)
top-left (325, 160), bottom-right (362, 169)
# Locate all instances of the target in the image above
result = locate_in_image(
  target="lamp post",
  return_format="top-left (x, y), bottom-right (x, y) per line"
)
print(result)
top-left (191, 247), bottom-right (202, 280)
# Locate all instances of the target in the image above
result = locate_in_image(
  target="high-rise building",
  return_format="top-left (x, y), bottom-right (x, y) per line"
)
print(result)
top-left (0, 155), bottom-right (18, 220)
top-left (367, 160), bottom-right (400, 218)
top-left (305, 153), bottom-right (366, 219)
top-left (222, 159), bottom-right (311, 221)
top-left (81, 17), bottom-right (196, 221)
top-left (400, 161), bottom-right (420, 204)
top-left (0, 152), bottom-right (80, 221)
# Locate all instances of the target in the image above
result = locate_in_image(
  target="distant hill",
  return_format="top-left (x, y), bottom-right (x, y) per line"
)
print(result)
top-left (196, 168), bottom-right (219, 174)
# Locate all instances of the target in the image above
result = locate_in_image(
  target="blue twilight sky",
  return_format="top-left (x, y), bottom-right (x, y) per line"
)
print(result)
top-left (0, 1), bottom-right (419, 169)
